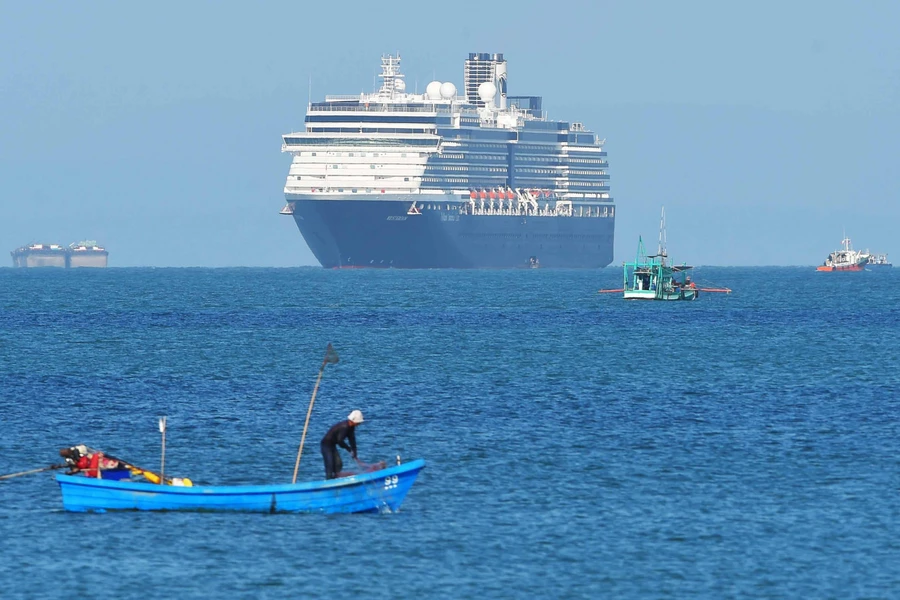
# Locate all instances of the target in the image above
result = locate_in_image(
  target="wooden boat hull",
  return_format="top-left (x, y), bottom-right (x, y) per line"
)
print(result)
top-left (56, 459), bottom-right (425, 514)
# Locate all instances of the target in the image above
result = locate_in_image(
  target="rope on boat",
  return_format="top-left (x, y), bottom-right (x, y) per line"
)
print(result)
top-left (688, 269), bottom-right (732, 294)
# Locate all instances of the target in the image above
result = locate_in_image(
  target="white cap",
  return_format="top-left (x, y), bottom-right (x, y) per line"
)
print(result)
top-left (348, 410), bottom-right (364, 424)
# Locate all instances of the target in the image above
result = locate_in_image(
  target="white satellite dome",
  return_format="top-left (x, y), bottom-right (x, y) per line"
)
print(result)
top-left (425, 80), bottom-right (442, 100)
top-left (439, 82), bottom-right (457, 99)
top-left (394, 79), bottom-right (406, 92)
top-left (478, 81), bottom-right (497, 103)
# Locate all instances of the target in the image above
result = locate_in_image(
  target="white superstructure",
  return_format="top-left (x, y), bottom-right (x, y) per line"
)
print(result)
top-left (281, 53), bottom-right (611, 205)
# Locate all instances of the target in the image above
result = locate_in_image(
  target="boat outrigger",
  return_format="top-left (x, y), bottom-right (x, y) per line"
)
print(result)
top-left (598, 207), bottom-right (731, 300)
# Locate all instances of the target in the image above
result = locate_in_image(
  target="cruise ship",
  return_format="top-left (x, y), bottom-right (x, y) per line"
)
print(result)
top-left (280, 53), bottom-right (614, 268)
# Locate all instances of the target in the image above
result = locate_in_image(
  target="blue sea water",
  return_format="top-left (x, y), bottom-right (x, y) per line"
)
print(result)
top-left (1, 266), bottom-right (898, 599)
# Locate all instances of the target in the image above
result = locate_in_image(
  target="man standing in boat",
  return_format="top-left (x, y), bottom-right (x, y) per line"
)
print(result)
top-left (320, 410), bottom-right (364, 479)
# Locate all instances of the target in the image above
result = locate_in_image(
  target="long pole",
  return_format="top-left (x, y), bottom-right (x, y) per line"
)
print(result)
top-left (292, 365), bottom-right (325, 484)
top-left (0, 464), bottom-right (64, 480)
top-left (159, 416), bottom-right (167, 486)
top-left (292, 344), bottom-right (337, 484)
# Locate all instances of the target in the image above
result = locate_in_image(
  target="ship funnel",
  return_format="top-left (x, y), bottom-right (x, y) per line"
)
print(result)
top-left (464, 52), bottom-right (507, 108)
top-left (495, 60), bottom-right (507, 110)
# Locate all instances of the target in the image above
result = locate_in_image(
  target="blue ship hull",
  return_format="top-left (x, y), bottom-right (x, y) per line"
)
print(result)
top-left (56, 459), bottom-right (425, 513)
top-left (289, 197), bottom-right (615, 268)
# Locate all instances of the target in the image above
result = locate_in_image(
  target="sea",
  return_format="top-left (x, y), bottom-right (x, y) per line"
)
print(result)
top-left (1, 266), bottom-right (898, 599)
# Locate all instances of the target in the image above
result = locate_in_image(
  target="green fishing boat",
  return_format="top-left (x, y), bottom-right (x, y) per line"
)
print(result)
top-left (599, 207), bottom-right (730, 300)
top-left (623, 207), bottom-right (698, 300)
top-left (622, 235), bottom-right (698, 300)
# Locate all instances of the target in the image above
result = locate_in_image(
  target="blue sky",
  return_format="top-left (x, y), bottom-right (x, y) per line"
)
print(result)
top-left (2, 1), bottom-right (898, 266)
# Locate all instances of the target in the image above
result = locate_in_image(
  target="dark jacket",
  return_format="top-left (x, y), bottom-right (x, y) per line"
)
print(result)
top-left (320, 420), bottom-right (357, 456)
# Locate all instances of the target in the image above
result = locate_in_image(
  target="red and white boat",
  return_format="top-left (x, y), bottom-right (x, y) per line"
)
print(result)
top-left (817, 237), bottom-right (869, 271)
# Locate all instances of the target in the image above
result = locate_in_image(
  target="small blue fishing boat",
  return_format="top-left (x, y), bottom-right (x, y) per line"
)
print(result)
top-left (54, 344), bottom-right (426, 514)
top-left (56, 458), bottom-right (425, 514)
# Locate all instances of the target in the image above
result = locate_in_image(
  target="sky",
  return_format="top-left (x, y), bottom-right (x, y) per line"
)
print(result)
top-left (1, 0), bottom-right (898, 267)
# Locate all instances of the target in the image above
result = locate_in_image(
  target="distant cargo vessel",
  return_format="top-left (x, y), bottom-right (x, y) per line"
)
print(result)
top-left (280, 52), bottom-right (614, 268)
top-left (10, 241), bottom-right (108, 268)
top-left (10, 243), bottom-right (68, 268)
top-left (865, 253), bottom-right (892, 268)
top-left (67, 241), bottom-right (109, 268)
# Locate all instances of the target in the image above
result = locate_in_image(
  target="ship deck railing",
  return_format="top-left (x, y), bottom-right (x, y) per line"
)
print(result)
top-left (310, 103), bottom-right (485, 116)
top-left (460, 205), bottom-right (610, 218)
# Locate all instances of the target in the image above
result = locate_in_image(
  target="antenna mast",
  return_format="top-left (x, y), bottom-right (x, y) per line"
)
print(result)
top-left (657, 206), bottom-right (668, 266)
top-left (378, 54), bottom-right (403, 98)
